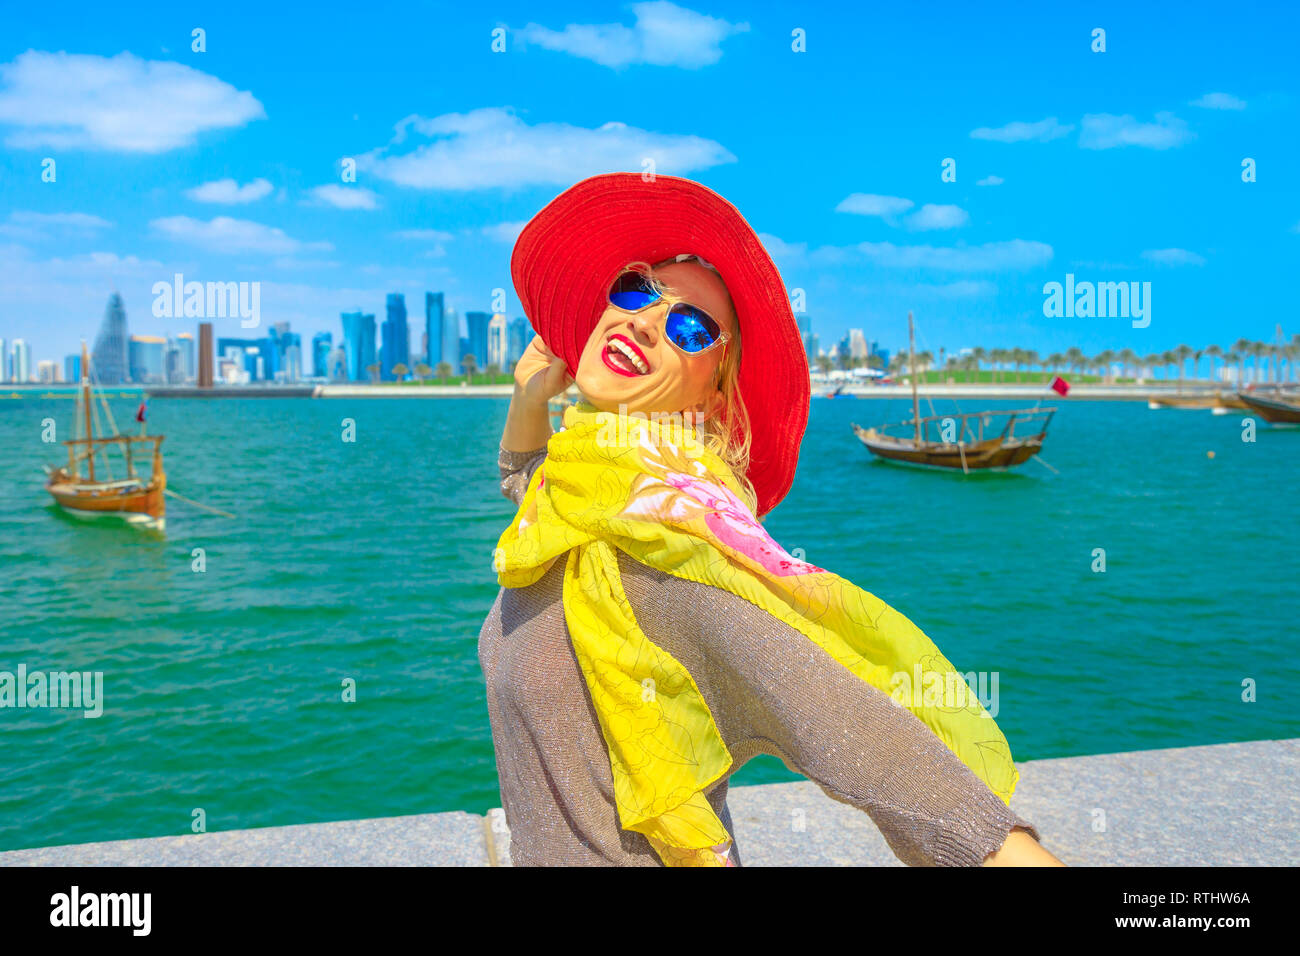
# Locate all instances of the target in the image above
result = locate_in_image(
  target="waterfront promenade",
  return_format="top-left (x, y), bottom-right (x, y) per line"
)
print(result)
top-left (0, 382), bottom-right (1227, 401)
top-left (2, 739), bottom-right (1293, 866)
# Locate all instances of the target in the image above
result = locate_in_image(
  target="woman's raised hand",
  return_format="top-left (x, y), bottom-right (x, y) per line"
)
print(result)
top-left (514, 336), bottom-right (572, 405)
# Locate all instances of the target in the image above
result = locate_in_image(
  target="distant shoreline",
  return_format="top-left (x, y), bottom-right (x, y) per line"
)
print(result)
top-left (0, 381), bottom-right (1278, 402)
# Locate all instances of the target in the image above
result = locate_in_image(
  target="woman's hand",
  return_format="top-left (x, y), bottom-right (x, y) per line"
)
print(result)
top-left (514, 337), bottom-right (572, 405)
top-left (502, 337), bottom-right (572, 452)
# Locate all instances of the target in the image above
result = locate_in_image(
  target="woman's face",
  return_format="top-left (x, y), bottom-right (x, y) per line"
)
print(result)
top-left (574, 261), bottom-right (737, 418)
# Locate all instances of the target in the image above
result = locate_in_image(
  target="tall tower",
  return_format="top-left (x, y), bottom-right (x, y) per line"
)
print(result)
top-left (92, 292), bottom-right (129, 384)
top-left (198, 322), bottom-right (214, 387)
top-left (382, 293), bottom-right (409, 380)
top-left (425, 292), bottom-right (444, 367)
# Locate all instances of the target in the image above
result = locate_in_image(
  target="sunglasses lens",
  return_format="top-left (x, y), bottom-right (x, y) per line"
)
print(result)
top-left (609, 272), bottom-right (660, 311)
top-left (665, 304), bottom-right (722, 353)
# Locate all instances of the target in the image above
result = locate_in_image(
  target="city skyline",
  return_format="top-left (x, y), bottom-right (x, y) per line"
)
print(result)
top-left (1, 3), bottom-right (1298, 367)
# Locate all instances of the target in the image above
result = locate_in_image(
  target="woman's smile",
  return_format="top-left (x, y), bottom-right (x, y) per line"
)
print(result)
top-left (602, 334), bottom-right (651, 377)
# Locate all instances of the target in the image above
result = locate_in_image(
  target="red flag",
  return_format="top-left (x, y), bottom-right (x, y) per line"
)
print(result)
top-left (1050, 375), bottom-right (1070, 396)
top-left (135, 400), bottom-right (147, 423)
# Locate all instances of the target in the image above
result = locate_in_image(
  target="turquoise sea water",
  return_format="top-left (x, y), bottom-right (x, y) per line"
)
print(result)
top-left (1, 394), bottom-right (1296, 852)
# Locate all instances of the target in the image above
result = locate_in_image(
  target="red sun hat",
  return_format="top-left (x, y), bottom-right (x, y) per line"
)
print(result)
top-left (511, 173), bottom-right (810, 517)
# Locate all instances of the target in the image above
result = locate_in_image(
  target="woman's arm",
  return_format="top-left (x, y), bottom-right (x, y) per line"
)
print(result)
top-left (501, 336), bottom-right (571, 452)
top-left (622, 561), bottom-right (1062, 866)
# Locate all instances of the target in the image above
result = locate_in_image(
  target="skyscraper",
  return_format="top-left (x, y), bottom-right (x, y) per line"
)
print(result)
top-left (92, 293), bottom-right (129, 384)
top-left (11, 339), bottom-right (32, 383)
top-left (176, 332), bottom-right (196, 382)
top-left (464, 311), bottom-right (491, 369)
top-left (506, 317), bottom-right (533, 368)
top-left (0, 338), bottom-right (8, 382)
top-left (198, 323), bottom-right (214, 388)
top-left (487, 314), bottom-right (508, 369)
top-left (312, 332), bottom-right (333, 379)
top-left (164, 337), bottom-right (185, 384)
top-left (341, 310), bottom-right (377, 382)
top-left (65, 353), bottom-right (82, 383)
top-left (442, 306), bottom-right (460, 371)
top-left (382, 293), bottom-right (409, 380)
top-left (425, 292), bottom-right (445, 367)
top-left (129, 335), bottom-right (166, 383)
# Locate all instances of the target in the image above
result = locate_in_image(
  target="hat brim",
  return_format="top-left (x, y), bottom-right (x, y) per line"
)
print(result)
top-left (511, 173), bottom-right (810, 517)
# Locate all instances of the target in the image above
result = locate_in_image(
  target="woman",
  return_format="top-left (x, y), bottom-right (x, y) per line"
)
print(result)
top-left (479, 173), bottom-right (1061, 867)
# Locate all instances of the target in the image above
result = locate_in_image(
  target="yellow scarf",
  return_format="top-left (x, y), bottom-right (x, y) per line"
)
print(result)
top-left (494, 403), bottom-right (1021, 866)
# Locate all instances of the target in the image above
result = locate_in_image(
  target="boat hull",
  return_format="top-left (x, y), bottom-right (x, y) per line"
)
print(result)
top-left (852, 426), bottom-right (1043, 470)
top-left (46, 475), bottom-right (166, 529)
top-left (1239, 392), bottom-right (1300, 424)
top-left (1148, 393), bottom-right (1247, 410)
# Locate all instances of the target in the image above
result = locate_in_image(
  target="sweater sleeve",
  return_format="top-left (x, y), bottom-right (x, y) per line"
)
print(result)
top-left (498, 445), bottom-right (547, 505)
top-left (621, 560), bottom-right (1042, 867)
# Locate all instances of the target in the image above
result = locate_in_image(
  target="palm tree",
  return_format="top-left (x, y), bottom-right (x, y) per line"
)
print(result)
top-left (413, 362), bottom-right (432, 384)
top-left (1205, 344), bottom-right (1223, 386)
top-left (1173, 344), bottom-right (1192, 392)
top-left (462, 354), bottom-right (478, 385)
top-left (1224, 350), bottom-right (1241, 386)
top-left (365, 362), bottom-right (381, 383)
top-left (485, 363), bottom-right (502, 382)
top-left (434, 361), bottom-right (453, 384)
top-left (1233, 338), bottom-right (1252, 385)
top-left (1095, 350), bottom-right (1116, 384)
top-left (815, 354), bottom-right (833, 376)
top-left (916, 350), bottom-right (934, 381)
top-left (971, 347), bottom-right (987, 381)
top-left (1118, 348), bottom-right (1139, 383)
top-left (1065, 347), bottom-right (1085, 379)
top-left (391, 362), bottom-right (409, 383)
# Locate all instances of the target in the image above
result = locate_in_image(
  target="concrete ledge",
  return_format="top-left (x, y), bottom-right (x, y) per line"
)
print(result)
top-left (3, 739), bottom-right (1295, 866)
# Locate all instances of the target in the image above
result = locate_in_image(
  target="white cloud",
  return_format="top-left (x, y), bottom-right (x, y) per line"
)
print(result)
top-left (856, 239), bottom-right (1052, 271)
top-left (1191, 92), bottom-right (1246, 110)
top-left (359, 107), bottom-right (734, 189)
top-left (976, 175), bottom-right (1004, 186)
top-left (0, 50), bottom-right (264, 152)
top-left (970, 117), bottom-right (1074, 143)
top-left (394, 229), bottom-right (454, 241)
top-left (150, 216), bottom-right (333, 255)
top-left (186, 178), bottom-right (273, 204)
top-left (481, 221), bottom-right (528, 243)
top-left (1141, 247), bottom-right (1206, 266)
top-left (517, 1), bottom-right (748, 69)
top-left (757, 233), bottom-right (808, 261)
top-left (835, 193), bottom-right (914, 218)
top-left (1079, 112), bottom-right (1193, 150)
top-left (757, 234), bottom-right (1051, 271)
top-left (308, 184), bottom-right (380, 210)
top-left (905, 204), bottom-right (969, 231)
top-left (0, 211), bottom-right (114, 239)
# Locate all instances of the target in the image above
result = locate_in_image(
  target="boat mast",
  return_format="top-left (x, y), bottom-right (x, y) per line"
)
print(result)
top-left (908, 311), bottom-right (921, 442)
top-left (82, 341), bottom-right (95, 481)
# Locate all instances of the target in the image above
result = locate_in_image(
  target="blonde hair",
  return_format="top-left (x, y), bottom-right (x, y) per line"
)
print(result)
top-left (626, 256), bottom-right (758, 514)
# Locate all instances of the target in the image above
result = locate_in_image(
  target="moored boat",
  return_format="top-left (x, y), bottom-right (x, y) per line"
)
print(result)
top-left (44, 343), bottom-right (166, 529)
top-left (1148, 392), bottom-right (1247, 411)
top-left (1238, 390), bottom-right (1300, 424)
top-left (852, 312), bottom-right (1056, 473)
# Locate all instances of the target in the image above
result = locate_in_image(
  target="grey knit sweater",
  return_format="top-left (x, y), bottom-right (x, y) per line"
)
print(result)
top-left (478, 446), bottom-right (1041, 866)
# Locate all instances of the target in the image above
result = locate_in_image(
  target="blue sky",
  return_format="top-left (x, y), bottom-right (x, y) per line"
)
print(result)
top-left (1, 0), bottom-right (1297, 368)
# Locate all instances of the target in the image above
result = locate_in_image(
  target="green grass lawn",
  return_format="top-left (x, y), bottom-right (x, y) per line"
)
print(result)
top-left (380, 374), bottom-right (515, 386)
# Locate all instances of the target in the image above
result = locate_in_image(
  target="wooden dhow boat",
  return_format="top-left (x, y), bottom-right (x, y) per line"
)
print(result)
top-left (1147, 392), bottom-right (1248, 411)
top-left (852, 312), bottom-right (1056, 473)
top-left (1237, 389), bottom-right (1300, 424)
top-left (44, 343), bottom-right (166, 529)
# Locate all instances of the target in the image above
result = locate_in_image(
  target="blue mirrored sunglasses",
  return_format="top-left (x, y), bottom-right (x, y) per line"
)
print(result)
top-left (608, 271), bottom-right (729, 355)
